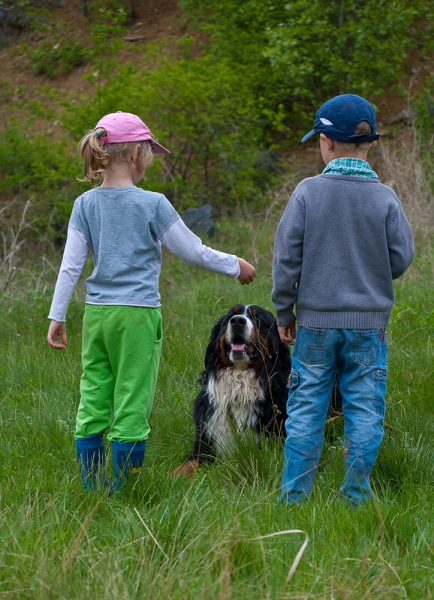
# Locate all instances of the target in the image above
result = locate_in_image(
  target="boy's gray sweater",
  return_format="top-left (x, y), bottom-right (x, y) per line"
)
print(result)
top-left (272, 174), bottom-right (414, 329)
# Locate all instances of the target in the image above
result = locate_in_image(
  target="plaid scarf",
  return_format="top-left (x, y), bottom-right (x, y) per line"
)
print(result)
top-left (323, 158), bottom-right (378, 179)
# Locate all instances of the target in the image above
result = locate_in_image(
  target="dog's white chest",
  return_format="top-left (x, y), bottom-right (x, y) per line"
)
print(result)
top-left (205, 369), bottom-right (264, 454)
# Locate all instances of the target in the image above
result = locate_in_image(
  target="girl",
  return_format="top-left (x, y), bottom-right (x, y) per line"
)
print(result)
top-left (47, 111), bottom-right (256, 492)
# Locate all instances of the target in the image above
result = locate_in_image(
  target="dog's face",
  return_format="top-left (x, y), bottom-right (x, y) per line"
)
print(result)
top-left (206, 304), bottom-right (281, 371)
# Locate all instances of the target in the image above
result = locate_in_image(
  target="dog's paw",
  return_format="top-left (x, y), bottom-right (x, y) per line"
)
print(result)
top-left (171, 460), bottom-right (201, 476)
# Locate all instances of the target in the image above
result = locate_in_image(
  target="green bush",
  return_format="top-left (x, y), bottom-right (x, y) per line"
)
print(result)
top-left (0, 122), bottom-right (83, 241)
top-left (181, 0), bottom-right (433, 134)
top-left (25, 38), bottom-right (87, 79)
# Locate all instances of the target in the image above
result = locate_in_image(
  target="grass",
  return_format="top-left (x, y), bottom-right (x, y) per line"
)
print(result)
top-left (0, 212), bottom-right (433, 599)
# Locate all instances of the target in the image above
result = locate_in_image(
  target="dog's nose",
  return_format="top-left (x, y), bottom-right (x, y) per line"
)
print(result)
top-left (230, 315), bottom-right (247, 327)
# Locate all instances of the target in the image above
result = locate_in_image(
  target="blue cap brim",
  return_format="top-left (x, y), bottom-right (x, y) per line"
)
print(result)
top-left (301, 129), bottom-right (316, 143)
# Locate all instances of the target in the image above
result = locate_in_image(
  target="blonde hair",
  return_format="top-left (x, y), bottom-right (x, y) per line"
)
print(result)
top-left (78, 127), bottom-right (155, 186)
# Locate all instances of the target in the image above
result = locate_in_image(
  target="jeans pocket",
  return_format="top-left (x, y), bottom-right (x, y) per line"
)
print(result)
top-left (353, 330), bottom-right (380, 366)
top-left (296, 327), bottom-right (325, 365)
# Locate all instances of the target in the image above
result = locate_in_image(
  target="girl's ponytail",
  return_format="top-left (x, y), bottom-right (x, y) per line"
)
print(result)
top-left (78, 128), bottom-right (110, 186)
top-left (78, 129), bottom-right (154, 186)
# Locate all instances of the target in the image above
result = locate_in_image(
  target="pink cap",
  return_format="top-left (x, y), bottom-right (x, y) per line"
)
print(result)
top-left (94, 111), bottom-right (170, 154)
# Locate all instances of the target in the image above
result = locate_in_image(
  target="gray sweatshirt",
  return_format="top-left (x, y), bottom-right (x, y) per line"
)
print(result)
top-left (272, 174), bottom-right (414, 329)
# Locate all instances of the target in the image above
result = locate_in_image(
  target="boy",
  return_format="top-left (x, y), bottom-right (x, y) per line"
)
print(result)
top-left (272, 94), bottom-right (414, 506)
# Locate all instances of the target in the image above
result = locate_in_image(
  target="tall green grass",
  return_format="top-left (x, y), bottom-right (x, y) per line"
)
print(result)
top-left (0, 213), bottom-right (433, 599)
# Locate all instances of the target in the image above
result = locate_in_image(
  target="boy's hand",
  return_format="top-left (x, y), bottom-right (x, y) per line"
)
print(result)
top-left (237, 258), bottom-right (256, 285)
top-left (278, 323), bottom-right (296, 346)
top-left (48, 320), bottom-right (67, 350)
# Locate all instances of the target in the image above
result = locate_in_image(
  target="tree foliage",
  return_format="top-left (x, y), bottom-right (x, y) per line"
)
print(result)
top-left (181, 0), bottom-right (433, 130)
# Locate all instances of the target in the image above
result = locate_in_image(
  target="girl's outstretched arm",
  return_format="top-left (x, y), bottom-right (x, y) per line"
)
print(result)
top-left (162, 217), bottom-right (255, 283)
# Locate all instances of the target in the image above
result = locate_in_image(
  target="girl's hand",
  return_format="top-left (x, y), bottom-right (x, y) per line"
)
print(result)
top-left (237, 258), bottom-right (256, 285)
top-left (47, 320), bottom-right (67, 350)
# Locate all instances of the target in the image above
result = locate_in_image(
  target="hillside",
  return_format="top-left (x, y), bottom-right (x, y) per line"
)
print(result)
top-left (0, 0), bottom-right (186, 125)
top-left (0, 0), bottom-right (425, 141)
top-left (0, 0), bottom-right (434, 216)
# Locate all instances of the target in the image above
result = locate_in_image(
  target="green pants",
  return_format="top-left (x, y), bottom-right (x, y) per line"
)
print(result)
top-left (75, 305), bottom-right (162, 443)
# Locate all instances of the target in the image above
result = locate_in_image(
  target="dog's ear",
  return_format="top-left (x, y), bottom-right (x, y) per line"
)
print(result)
top-left (203, 315), bottom-right (227, 370)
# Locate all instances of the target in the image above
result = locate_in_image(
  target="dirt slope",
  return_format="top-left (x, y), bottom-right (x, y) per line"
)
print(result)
top-left (0, 0), bottom-right (186, 118)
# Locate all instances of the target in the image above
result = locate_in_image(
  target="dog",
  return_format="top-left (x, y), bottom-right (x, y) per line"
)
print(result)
top-left (172, 304), bottom-right (292, 475)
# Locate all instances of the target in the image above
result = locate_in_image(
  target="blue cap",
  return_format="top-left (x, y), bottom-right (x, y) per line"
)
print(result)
top-left (301, 94), bottom-right (380, 143)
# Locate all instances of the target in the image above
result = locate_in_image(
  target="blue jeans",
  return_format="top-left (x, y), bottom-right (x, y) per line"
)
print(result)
top-left (281, 327), bottom-right (388, 506)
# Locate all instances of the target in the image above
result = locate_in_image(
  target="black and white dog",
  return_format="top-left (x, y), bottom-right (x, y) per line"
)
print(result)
top-left (173, 304), bottom-right (343, 476)
top-left (173, 304), bottom-right (292, 475)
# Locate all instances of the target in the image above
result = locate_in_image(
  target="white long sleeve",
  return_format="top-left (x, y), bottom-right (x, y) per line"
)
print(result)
top-left (162, 218), bottom-right (240, 278)
top-left (48, 227), bottom-right (88, 321)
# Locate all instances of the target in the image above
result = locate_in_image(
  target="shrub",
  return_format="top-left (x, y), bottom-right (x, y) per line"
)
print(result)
top-left (181, 0), bottom-right (433, 134)
top-left (0, 121), bottom-right (83, 242)
top-left (25, 38), bottom-right (87, 79)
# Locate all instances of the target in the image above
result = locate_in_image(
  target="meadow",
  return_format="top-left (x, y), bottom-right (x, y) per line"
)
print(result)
top-left (0, 1), bottom-right (433, 595)
top-left (0, 197), bottom-right (433, 599)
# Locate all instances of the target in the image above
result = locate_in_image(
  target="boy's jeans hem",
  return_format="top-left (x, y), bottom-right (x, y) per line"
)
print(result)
top-left (278, 491), bottom-right (309, 505)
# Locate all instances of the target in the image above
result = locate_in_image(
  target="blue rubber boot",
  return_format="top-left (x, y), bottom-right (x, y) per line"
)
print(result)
top-left (112, 440), bottom-right (146, 493)
top-left (75, 434), bottom-right (107, 491)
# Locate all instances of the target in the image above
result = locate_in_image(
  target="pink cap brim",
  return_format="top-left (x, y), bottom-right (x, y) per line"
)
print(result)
top-left (152, 141), bottom-right (170, 154)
